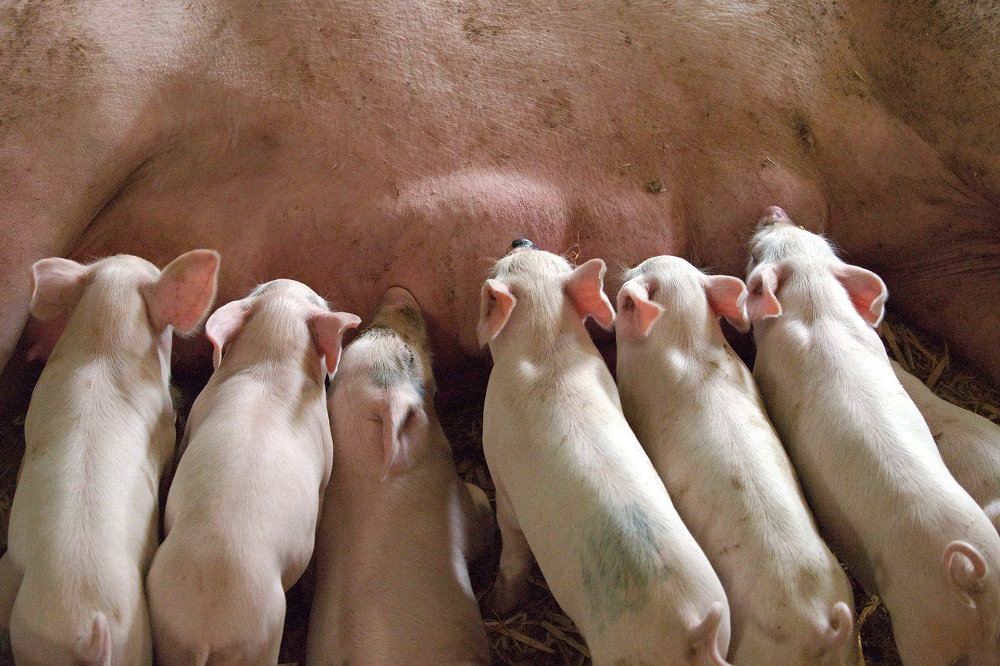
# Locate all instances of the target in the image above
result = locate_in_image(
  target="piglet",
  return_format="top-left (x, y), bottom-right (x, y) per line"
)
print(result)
top-left (746, 207), bottom-right (1000, 666)
top-left (306, 287), bottom-right (494, 666)
top-left (146, 279), bottom-right (359, 665)
top-left (0, 250), bottom-right (220, 666)
top-left (892, 360), bottom-right (1000, 535)
top-left (615, 255), bottom-right (858, 666)
top-left (478, 245), bottom-right (732, 666)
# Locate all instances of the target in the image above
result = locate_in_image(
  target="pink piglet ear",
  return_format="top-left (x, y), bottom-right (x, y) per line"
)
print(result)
top-left (381, 399), bottom-right (429, 481)
top-left (703, 275), bottom-right (750, 333)
top-left (746, 263), bottom-right (784, 323)
top-left (310, 310), bottom-right (362, 376)
top-left (616, 280), bottom-right (665, 338)
top-left (142, 249), bottom-right (221, 335)
top-left (834, 264), bottom-right (887, 328)
top-left (477, 279), bottom-right (517, 347)
top-left (30, 258), bottom-right (90, 321)
top-left (205, 299), bottom-right (253, 369)
top-left (565, 258), bottom-right (615, 330)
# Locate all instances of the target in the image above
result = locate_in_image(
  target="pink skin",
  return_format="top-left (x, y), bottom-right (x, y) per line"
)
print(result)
top-left (2, 0), bottom-right (1000, 409)
top-left (480, 248), bottom-right (732, 665)
top-left (1, 251), bottom-right (219, 666)
top-left (746, 220), bottom-right (1000, 666)
top-left (615, 255), bottom-right (858, 666)
top-left (307, 287), bottom-right (493, 666)
top-left (145, 280), bottom-right (359, 666)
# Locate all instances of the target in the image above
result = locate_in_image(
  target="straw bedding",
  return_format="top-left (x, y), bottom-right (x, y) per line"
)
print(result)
top-left (0, 313), bottom-right (997, 665)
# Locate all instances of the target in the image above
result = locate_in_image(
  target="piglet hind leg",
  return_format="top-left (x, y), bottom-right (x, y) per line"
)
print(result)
top-left (0, 552), bottom-right (21, 629)
top-left (483, 479), bottom-right (533, 617)
top-left (462, 482), bottom-right (498, 567)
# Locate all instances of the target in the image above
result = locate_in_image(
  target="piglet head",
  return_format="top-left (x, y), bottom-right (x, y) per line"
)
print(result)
top-left (477, 251), bottom-right (615, 347)
top-left (617, 257), bottom-right (748, 339)
top-left (746, 260), bottom-right (886, 328)
top-left (206, 279), bottom-right (360, 371)
top-left (747, 213), bottom-right (887, 327)
top-left (28, 250), bottom-right (220, 362)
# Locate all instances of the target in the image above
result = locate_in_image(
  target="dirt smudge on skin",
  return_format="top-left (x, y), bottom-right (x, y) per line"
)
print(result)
top-left (536, 89), bottom-right (574, 130)
top-left (463, 17), bottom-right (502, 41)
top-left (0, 2), bottom-right (104, 132)
top-left (793, 111), bottom-right (816, 154)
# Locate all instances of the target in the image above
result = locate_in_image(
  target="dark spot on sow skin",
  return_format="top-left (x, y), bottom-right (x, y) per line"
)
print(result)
top-left (580, 503), bottom-right (672, 626)
top-left (793, 112), bottom-right (816, 153)
top-left (537, 90), bottom-right (573, 129)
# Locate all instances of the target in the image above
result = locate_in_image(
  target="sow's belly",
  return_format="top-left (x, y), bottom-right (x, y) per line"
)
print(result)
top-left (55, 0), bottom-right (857, 380)
top-left (72, 142), bottom-right (695, 378)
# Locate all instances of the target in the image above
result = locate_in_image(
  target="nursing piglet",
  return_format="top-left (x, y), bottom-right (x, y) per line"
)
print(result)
top-left (746, 207), bottom-right (1000, 666)
top-left (1, 250), bottom-right (220, 666)
top-left (615, 255), bottom-right (858, 666)
top-left (892, 360), bottom-right (1000, 535)
top-left (146, 279), bottom-right (359, 665)
top-left (478, 244), bottom-right (732, 666)
top-left (306, 287), bottom-right (494, 666)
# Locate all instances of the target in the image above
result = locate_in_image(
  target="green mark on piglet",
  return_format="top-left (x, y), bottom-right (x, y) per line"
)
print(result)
top-left (580, 502), bottom-right (672, 627)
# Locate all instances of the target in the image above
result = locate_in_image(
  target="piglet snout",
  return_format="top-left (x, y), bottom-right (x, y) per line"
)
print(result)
top-left (510, 238), bottom-right (536, 251)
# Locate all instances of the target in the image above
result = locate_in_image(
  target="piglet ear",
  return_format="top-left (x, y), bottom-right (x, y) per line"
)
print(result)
top-left (703, 275), bottom-right (750, 333)
top-left (30, 258), bottom-right (90, 321)
top-left (141, 249), bottom-right (221, 334)
top-left (205, 299), bottom-right (252, 369)
top-left (381, 401), bottom-right (429, 481)
top-left (310, 311), bottom-right (361, 376)
top-left (565, 258), bottom-right (615, 330)
top-left (834, 264), bottom-right (887, 328)
top-left (616, 280), bottom-right (665, 339)
top-left (746, 263), bottom-right (783, 322)
top-left (477, 279), bottom-right (516, 347)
